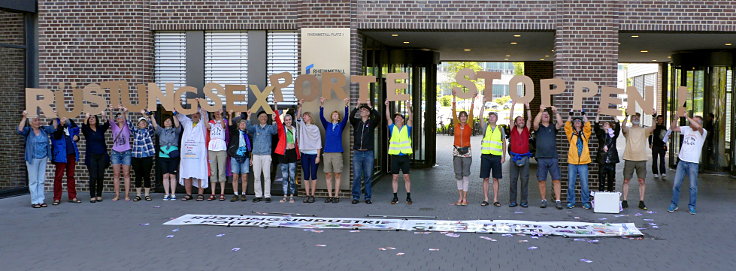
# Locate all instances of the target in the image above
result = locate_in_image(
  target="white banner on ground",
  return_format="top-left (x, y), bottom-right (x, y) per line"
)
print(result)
top-left (164, 214), bottom-right (643, 237)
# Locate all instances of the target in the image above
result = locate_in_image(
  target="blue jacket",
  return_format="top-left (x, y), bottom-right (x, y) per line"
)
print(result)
top-left (18, 126), bottom-right (55, 163)
top-left (50, 119), bottom-right (81, 163)
top-left (320, 106), bottom-right (349, 153)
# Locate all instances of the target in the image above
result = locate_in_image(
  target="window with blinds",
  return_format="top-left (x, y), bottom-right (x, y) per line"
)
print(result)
top-left (154, 32), bottom-right (187, 102)
top-left (205, 31), bottom-right (249, 106)
top-left (267, 31), bottom-right (299, 105)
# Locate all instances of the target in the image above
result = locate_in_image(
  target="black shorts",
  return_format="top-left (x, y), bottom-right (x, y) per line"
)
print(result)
top-left (158, 157), bottom-right (178, 174)
top-left (390, 155), bottom-right (411, 174)
top-left (480, 154), bottom-right (503, 179)
top-left (278, 148), bottom-right (298, 164)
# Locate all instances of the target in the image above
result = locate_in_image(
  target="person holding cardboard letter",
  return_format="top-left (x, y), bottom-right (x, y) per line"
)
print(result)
top-left (274, 103), bottom-right (299, 203)
top-left (296, 100), bottom-right (322, 203)
top-left (108, 106), bottom-right (133, 201)
top-left (176, 106), bottom-right (210, 201)
top-left (621, 112), bottom-right (656, 210)
top-left (49, 117), bottom-right (81, 205)
top-left (564, 110), bottom-right (592, 209)
top-left (227, 110), bottom-right (251, 202)
top-left (385, 99), bottom-right (414, 205)
top-left (130, 110), bottom-right (156, 202)
top-left (507, 102), bottom-right (533, 208)
top-left (207, 109), bottom-right (229, 201)
top-left (320, 97), bottom-right (350, 203)
top-left (594, 114), bottom-right (621, 192)
top-left (533, 105), bottom-right (564, 209)
top-left (349, 99), bottom-right (379, 205)
top-left (82, 112), bottom-right (110, 203)
top-left (667, 112), bottom-right (706, 215)
top-left (247, 104), bottom-right (278, 203)
top-left (151, 113), bottom-right (181, 201)
top-left (450, 90), bottom-right (476, 206)
top-left (18, 111), bottom-right (58, 208)
top-left (478, 103), bottom-right (506, 207)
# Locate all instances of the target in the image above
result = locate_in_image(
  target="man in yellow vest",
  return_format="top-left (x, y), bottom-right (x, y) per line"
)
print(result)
top-left (479, 104), bottom-right (506, 207)
top-left (384, 99), bottom-right (414, 205)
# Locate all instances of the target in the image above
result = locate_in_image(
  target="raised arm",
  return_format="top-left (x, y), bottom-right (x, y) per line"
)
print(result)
top-left (297, 99), bottom-right (304, 121)
top-left (645, 112), bottom-right (657, 135)
top-left (686, 115), bottom-right (703, 134)
top-left (17, 111), bottom-right (28, 134)
top-left (319, 97), bottom-right (329, 126)
top-left (553, 106), bottom-right (563, 130)
top-left (451, 90), bottom-right (458, 126)
top-left (406, 100), bottom-right (413, 127)
top-left (622, 113), bottom-right (630, 135)
top-left (533, 104), bottom-right (544, 131)
top-left (524, 103), bottom-right (532, 129)
top-left (479, 102), bottom-right (487, 132)
top-left (384, 99), bottom-right (393, 126)
top-left (670, 113), bottom-right (681, 132)
top-left (509, 102), bottom-right (516, 127)
top-left (339, 98), bottom-right (350, 128)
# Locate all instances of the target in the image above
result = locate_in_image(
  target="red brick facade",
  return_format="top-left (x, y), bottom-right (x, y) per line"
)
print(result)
top-left (0, 10), bottom-right (27, 190)
top-left (4, 0), bottom-right (734, 195)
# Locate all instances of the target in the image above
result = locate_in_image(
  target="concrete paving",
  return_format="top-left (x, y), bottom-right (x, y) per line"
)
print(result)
top-left (1, 135), bottom-right (735, 271)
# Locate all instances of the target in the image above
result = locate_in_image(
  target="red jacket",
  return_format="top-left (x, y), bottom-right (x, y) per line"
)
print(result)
top-left (274, 109), bottom-right (301, 159)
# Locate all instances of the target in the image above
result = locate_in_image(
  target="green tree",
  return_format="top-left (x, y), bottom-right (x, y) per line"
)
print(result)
top-left (438, 95), bottom-right (453, 107)
top-left (513, 62), bottom-right (524, 75)
top-left (494, 95), bottom-right (511, 105)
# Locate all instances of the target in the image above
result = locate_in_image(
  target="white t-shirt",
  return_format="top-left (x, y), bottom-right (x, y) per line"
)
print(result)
top-left (208, 120), bottom-right (227, 151)
top-left (678, 126), bottom-right (707, 163)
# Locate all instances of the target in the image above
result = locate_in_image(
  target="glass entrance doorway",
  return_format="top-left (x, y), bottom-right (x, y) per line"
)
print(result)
top-left (669, 51), bottom-right (736, 174)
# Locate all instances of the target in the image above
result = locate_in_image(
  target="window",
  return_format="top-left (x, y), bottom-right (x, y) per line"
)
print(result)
top-left (205, 31), bottom-right (249, 106)
top-left (267, 31), bottom-right (299, 105)
top-left (154, 32), bottom-right (186, 100)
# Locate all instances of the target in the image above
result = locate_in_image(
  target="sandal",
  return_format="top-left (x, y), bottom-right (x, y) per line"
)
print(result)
top-left (289, 197), bottom-right (295, 203)
top-left (133, 196), bottom-right (142, 202)
top-left (218, 194), bottom-right (225, 201)
top-left (32, 204), bottom-right (41, 208)
top-left (52, 200), bottom-right (60, 205)
top-left (196, 194), bottom-right (205, 201)
top-left (481, 201), bottom-right (489, 206)
top-left (303, 196), bottom-right (310, 203)
top-left (280, 197), bottom-right (287, 203)
top-left (493, 202), bottom-right (502, 207)
top-left (90, 199), bottom-right (97, 203)
top-left (112, 196), bottom-right (119, 201)
top-left (461, 200), bottom-right (468, 206)
top-left (181, 194), bottom-right (193, 201)
top-left (69, 198), bottom-right (81, 203)
top-left (40, 203), bottom-right (48, 207)
top-left (144, 195), bottom-right (152, 201)
top-left (455, 200), bottom-right (463, 206)
top-left (96, 197), bottom-right (103, 202)
top-left (207, 195), bottom-right (216, 201)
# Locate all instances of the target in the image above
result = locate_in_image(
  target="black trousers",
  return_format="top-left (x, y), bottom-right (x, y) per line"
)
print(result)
top-left (88, 153), bottom-right (106, 197)
top-left (132, 157), bottom-right (153, 188)
top-left (599, 163), bottom-right (616, 192)
top-left (652, 147), bottom-right (666, 175)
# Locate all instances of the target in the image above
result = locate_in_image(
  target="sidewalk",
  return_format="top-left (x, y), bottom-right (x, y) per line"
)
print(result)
top-left (0, 135), bottom-right (735, 270)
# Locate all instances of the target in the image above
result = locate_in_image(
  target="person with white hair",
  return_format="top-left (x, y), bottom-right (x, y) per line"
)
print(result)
top-left (176, 105), bottom-right (209, 201)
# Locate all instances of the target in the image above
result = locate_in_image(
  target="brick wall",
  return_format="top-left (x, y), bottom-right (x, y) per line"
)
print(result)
top-left (620, 0), bottom-right (736, 32)
top-left (149, 0), bottom-right (298, 30)
top-left (0, 10), bottom-right (27, 190)
top-left (523, 61), bottom-right (554, 118)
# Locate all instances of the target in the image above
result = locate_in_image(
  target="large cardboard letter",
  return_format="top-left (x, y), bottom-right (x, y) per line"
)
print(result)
top-left (201, 83), bottom-right (225, 112)
top-left (25, 88), bottom-right (56, 118)
top-left (677, 86), bottom-right (688, 116)
top-left (269, 72), bottom-right (292, 102)
top-left (476, 71), bottom-right (501, 101)
top-left (598, 87), bottom-right (624, 116)
top-left (540, 78), bottom-right (565, 106)
top-left (295, 74), bottom-right (321, 102)
top-left (508, 75), bottom-right (535, 104)
top-left (117, 81), bottom-right (147, 112)
top-left (573, 81), bottom-right (598, 110)
top-left (386, 73), bottom-right (410, 101)
top-left (351, 75), bottom-right (376, 101)
top-left (100, 80), bottom-right (124, 108)
top-left (225, 85), bottom-right (249, 113)
top-left (147, 83), bottom-right (175, 111)
top-left (452, 68), bottom-right (478, 99)
top-left (54, 83), bottom-right (84, 118)
top-left (626, 85), bottom-right (655, 115)
top-left (321, 72), bottom-right (348, 100)
top-left (174, 86), bottom-right (199, 115)
top-left (250, 85), bottom-right (274, 114)
top-left (83, 83), bottom-right (108, 115)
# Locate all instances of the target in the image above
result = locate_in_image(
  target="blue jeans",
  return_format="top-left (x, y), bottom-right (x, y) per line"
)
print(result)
top-left (26, 158), bottom-right (47, 204)
top-left (567, 164), bottom-right (589, 205)
top-left (671, 161), bottom-right (698, 209)
top-left (352, 150), bottom-right (374, 200)
top-left (281, 162), bottom-right (296, 196)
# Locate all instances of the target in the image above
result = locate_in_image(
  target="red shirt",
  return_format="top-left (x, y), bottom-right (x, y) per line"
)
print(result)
top-left (509, 126), bottom-right (530, 154)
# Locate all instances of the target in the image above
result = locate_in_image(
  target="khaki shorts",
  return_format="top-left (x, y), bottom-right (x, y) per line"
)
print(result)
top-left (623, 160), bottom-right (647, 180)
top-left (323, 152), bottom-right (343, 173)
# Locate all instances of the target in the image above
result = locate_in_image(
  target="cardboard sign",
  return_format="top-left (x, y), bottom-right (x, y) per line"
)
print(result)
top-left (26, 88), bottom-right (56, 118)
top-left (101, 80), bottom-right (126, 109)
top-left (147, 83), bottom-right (175, 112)
top-left (626, 85), bottom-right (655, 115)
top-left (200, 83), bottom-right (225, 112)
top-left (476, 71), bottom-right (501, 100)
top-left (386, 72), bottom-right (410, 101)
top-left (225, 84), bottom-right (248, 113)
top-left (269, 72), bottom-right (292, 102)
top-left (250, 85), bottom-right (274, 114)
top-left (119, 83), bottom-right (147, 113)
top-left (351, 75), bottom-right (375, 101)
top-left (598, 87), bottom-right (624, 116)
top-left (54, 83), bottom-right (84, 119)
top-left (508, 75), bottom-right (534, 104)
top-left (83, 83), bottom-right (107, 115)
top-left (452, 68), bottom-right (478, 99)
top-left (573, 81), bottom-right (598, 110)
top-left (294, 74), bottom-right (321, 102)
top-left (677, 86), bottom-right (688, 117)
top-left (321, 72), bottom-right (348, 100)
top-left (540, 78), bottom-right (565, 106)
top-left (174, 86), bottom-right (198, 115)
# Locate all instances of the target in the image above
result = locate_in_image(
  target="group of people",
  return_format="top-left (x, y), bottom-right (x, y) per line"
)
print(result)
top-left (450, 95), bottom-right (706, 214)
top-left (18, 97), bottom-right (387, 208)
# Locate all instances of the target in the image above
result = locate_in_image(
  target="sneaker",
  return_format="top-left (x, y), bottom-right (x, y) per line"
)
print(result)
top-left (264, 197), bottom-right (272, 203)
top-left (351, 199), bottom-right (359, 204)
top-left (240, 195), bottom-right (247, 201)
top-left (555, 201), bottom-right (563, 210)
top-left (509, 202), bottom-right (518, 207)
top-left (566, 203), bottom-right (575, 209)
top-left (540, 200), bottom-right (548, 208)
top-left (253, 197), bottom-right (262, 202)
top-left (406, 196), bottom-right (412, 205)
top-left (325, 197), bottom-right (333, 203)
top-left (230, 195), bottom-right (240, 202)
top-left (170, 195), bottom-right (176, 200)
top-left (583, 203), bottom-right (592, 210)
top-left (653, 174), bottom-right (659, 178)
top-left (667, 204), bottom-right (678, 213)
top-left (622, 200), bottom-right (628, 208)
top-left (638, 201), bottom-right (647, 210)
top-left (688, 207), bottom-right (696, 215)
top-left (163, 195), bottom-right (170, 201)
top-left (520, 202), bottom-right (528, 208)
top-left (391, 196), bottom-right (399, 205)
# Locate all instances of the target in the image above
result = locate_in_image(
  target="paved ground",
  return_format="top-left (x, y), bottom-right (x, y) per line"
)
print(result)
top-left (2, 135), bottom-right (736, 271)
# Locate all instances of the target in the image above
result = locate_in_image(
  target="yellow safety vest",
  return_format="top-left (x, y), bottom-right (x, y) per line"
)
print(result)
top-left (481, 125), bottom-right (503, 155)
top-left (388, 125), bottom-right (413, 155)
